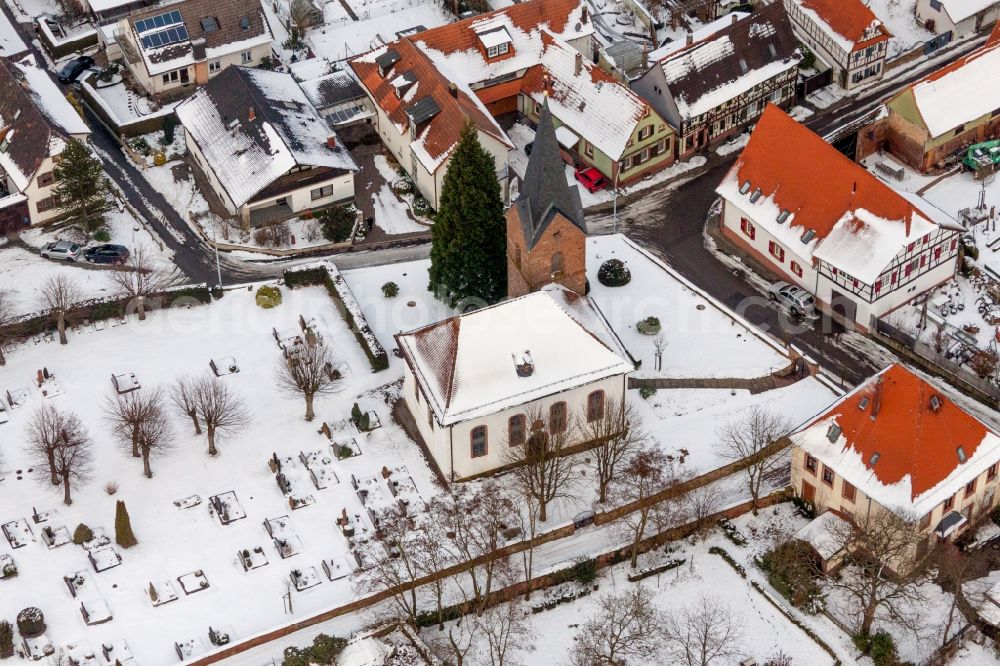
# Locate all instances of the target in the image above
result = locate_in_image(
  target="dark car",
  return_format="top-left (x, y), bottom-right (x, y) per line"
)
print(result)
top-left (84, 244), bottom-right (130, 265)
top-left (58, 56), bottom-right (94, 84)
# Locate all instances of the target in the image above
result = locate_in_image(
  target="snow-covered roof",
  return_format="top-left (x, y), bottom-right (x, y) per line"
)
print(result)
top-left (908, 30), bottom-right (1000, 138)
top-left (716, 106), bottom-right (951, 284)
top-left (298, 69), bottom-right (365, 110)
top-left (175, 67), bottom-right (356, 208)
top-left (0, 7), bottom-right (27, 57)
top-left (396, 290), bottom-right (634, 426)
top-left (792, 364), bottom-right (1000, 516)
top-left (793, 511), bottom-right (848, 560)
top-left (647, 12), bottom-right (750, 61)
top-left (16, 61), bottom-right (90, 137)
top-left (787, 0), bottom-right (889, 53)
top-left (656, 3), bottom-right (801, 121)
top-left (937, 0), bottom-right (999, 24)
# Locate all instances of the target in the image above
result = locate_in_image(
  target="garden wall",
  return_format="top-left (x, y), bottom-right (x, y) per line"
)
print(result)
top-left (79, 79), bottom-right (177, 139)
top-left (37, 21), bottom-right (98, 59)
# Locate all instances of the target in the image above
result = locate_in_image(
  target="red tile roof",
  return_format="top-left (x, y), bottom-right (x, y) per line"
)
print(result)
top-left (804, 365), bottom-right (994, 501)
top-left (797, 0), bottom-right (890, 46)
top-left (723, 104), bottom-right (926, 240)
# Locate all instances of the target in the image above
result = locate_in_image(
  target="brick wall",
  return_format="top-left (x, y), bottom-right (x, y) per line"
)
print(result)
top-left (506, 209), bottom-right (586, 298)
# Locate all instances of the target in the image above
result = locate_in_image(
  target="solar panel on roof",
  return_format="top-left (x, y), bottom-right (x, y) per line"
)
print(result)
top-left (136, 10), bottom-right (183, 34)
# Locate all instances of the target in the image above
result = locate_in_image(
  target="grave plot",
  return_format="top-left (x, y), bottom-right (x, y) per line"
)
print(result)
top-left (177, 570), bottom-right (210, 595)
top-left (3, 518), bottom-right (34, 548)
top-left (352, 474), bottom-right (395, 525)
top-left (59, 641), bottom-right (99, 666)
top-left (209, 356), bottom-right (239, 376)
top-left (270, 456), bottom-right (317, 509)
top-left (100, 640), bottom-right (134, 666)
top-left (321, 555), bottom-right (354, 581)
top-left (264, 516), bottom-right (303, 559)
top-left (173, 494), bottom-right (201, 509)
top-left (332, 437), bottom-right (361, 460)
top-left (289, 565), bottom-right (322, 591)
top-left (208, 626), bottom-right (234, 647)
top-left (209, 491), bottom-right (246, 525)
top-left (40, 524), bottom-right (71, 548)
top-left (80, 528), bottom-right (111, 551)
top-left (299, 447), bottom-right (340, 490)
top-left (4, 386), bottom-right (30, 409)
top-left (334, 507), bottom-right (374, 541)
top-left (0, 553), bottom-right (16, 579)
top-left (146, 580), bottom-right (179, 606)
top-left (22, 633), bottom-right (54, 660)
top-left (36, 371), bottom-right (65, 399)
top-left (110, 373), bottom-right (140, 394)
top-left (80, 598), bottom-right (112, 625)
top-left (298, 314), bottom-right (330, 347)
top-left (63, 571), bottom-right (96, 598)
top-left (351, 538), bottom-right (389, 570)
top-left (88, 546), bottom-right (122, 573)
top-left (273, 325), bottom-right (304, 353)
top-left (237, 546), bottom-right (269, 571)
top-left (31, 507), bottom-right (55, 523)
top-left (384, 466), bottom-right (425, 514)
top-left (173, 636), bottom-right (205, 661)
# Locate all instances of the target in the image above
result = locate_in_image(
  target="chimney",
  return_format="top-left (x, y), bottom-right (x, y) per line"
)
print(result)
top-left (686, 32), bottom-right (693, 46)
top-left (581, 5), bottom-right (588, 23)
top-left (448, 82), bottom-right (458, 98)
top-left (192, 38), bottom-right (206, 61)
top-left (574, 51), bottom-right (583, 76)
top-left (870, 376), bottom-right (883, 420)
top-left (732, 13), bottom-right (738, 24)
top-left (326, 135), bottom-right (337, 149)
top-left (248, 107), bottom-right (256, 122)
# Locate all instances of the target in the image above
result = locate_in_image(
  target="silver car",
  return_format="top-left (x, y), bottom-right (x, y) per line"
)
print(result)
top-left (767, 281), bottom-right (817, 318)
top-left (40, 240), bottom-right (83, 261)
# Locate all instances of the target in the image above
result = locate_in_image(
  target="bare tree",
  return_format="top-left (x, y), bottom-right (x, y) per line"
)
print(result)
top-left (26, 405), bottom-right (93, 505)
top-left (579, 396), bottom-right (645, 503)
top-left (171, 376), bottom-right (248, 455)
top-left (475, 588), bottom-right (534, 666)
top-left (714, 406), bottom-right (790, 514)
top-left (358, 504), bottom-right (426, 626)
top-left (414, 517), bottom-right (456, 629)
top-left (105, 387), bottom-right (162, 458)
top-left (684, 483), bottom-right (722, 541)
top-left (611, 448), bottom-right (684, 568)
top-left (0, 290), bottom-right (13, 366)
top-left (275, 343), bottom-right (340, 421)
top-left (107, 245), bottom-right (172, 321)
top-left (134, 400), bottom-right (172, 478)
top-left (819, 509), bottom-right (929, 637)
top-left (662, 594), bottom-right (743, 666)
top-left (426, 611), bottom-right (479, 666)
top-left (570, 587), bottom-right (666, 666)
top-left (39, 274), bottom-right (81, 345)
top-left (934, 542), bottom-right (988, 648)
top-left (502, 405), bottom-right (577, 522)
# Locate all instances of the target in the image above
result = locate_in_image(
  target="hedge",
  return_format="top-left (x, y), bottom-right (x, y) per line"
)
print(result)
top-left (283, 264), bottom-right (389, 372)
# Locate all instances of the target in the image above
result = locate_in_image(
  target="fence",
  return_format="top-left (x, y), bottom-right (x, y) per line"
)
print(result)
top-left (796, 68), bottom-right (833, 99)
top-left (873, 318), bottom-right (1000, 406)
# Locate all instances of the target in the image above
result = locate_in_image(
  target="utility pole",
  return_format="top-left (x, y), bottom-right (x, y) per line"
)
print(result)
top-left (212, 225), bottom-right (222, 290)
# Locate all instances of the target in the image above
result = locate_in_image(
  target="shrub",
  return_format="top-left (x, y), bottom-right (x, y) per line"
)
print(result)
top-left (570, 557), bottom-right (598, 584)
top-left (392, 179), bottom-right (414, 196)
top-left (105, 481), bottom-right (118, 495)
top-left (854, 631), bottom-right (897, 666)
top-left (964, 242), bottom-right (980, 261)
top-left (131, 137), bottom-right (151, 155)
top-left (718, 518), bottom-right (748, 547)
top-left (115, 500), bottom-right (138, 548)
top-left (636, 315), bottom-right (661, 335)
top-left (255, 285), bottom-right (283, 309)
top-left (281, 634), bottom-right (346, 666)
top-left (970, 349), bottom-right (999, 378)
top-left (0, 621), bottom-right (12, 658)
top-left (639, 386), bottom-right (657, 400)
top-left (381, 281), bottom-right (399, 298)
top-left (160, 114), bottom-right (177, 146)
top-left (597, 258), bottom-right (631, 287)
top-left (351, 402), bottom-right (362, 426)
top-left (153, 152), bottom-right (166, 167)
top-left (92, 229), bottom-right (111, 242)
top-left (16, 608), bottom-right (45, 638)
top-left (412, 195), bottom-right (431, 216)
top-left (799, 44), bottom-right (816, 70)
top-left (73, 523), bottom-right (93, 545)
top-left (758, 540), bottom-right (823, 613)
top-left (318, 206), bottom-right (355, 243)
top-left (791, 495), bottom-right (816, 519)
top-left (337, 445), bottom-right (354, 459)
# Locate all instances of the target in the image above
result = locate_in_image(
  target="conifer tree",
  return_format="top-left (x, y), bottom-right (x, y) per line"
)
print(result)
top-left (115, 500), bottom-right (138, 548)
top-left (428, 124), bottom-right (507, 307)
top-left (53, 139), bottom-right (109, 236)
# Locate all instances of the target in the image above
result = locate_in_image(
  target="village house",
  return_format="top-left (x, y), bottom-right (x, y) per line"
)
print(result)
top-left (915, 0), bottom-right (1000, 37)
top-left (884, 24), bottom-right (1000, 172)
top-left (112, 0), bottom-right (273, 99)
top-left (507, 100), bottom-right (586, 298)
top-left (782, 0), bottom-right (891, 90)
top-left (716, 105), bottom-right (962, 331)
top-left (175, 66), bottom-right (357, 228)
top-left (790, 364), bottom-right (1000, 565)
top-left (632, 3), bottom-right (800, 160)
top-left (0, 57), bottom-right (91, 233)
top-left (396, 288), bottom-right (633, 481)
top-left (297, 69), bottom-right (373, 128)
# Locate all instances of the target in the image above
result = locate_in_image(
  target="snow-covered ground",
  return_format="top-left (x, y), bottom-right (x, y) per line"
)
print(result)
top-left (307, 3), bottom-right (453, 64)
top-left (368, 155), bottom-right (428, 235)
top-left (0, 4), bottom-right (26, 56)
top-left (83, 81), bottom-right (180, 127)
top-left (5, 0), bottom-right (61, 23)
top-left (867, 0), bottom-right (934, 60)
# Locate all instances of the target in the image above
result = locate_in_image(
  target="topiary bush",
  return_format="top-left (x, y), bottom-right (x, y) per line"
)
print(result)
top-left (255, 285), bottom-right (283, 309)
top-left (115, 500), bottom-right (138, 548)
top-left (639, 386), bottom-right (656, 400)
top-left (72, 523), bottom-right (93, 545)
top-left (16, 608), bottom-right (45, 638)
top-left (381, 281), bottom-right (399, 298)
top-left (636, 315), bottom-right (661, 335)
top-left (597, 259), bottom-right (631, 287)
top-left (412, 195), bottom-right (432, 217)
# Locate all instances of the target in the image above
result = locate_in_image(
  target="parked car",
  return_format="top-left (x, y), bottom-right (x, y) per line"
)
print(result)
top-left (40, 240), bottom-right (83, 261)
top-left (58, 55), bottom-right (94, 84)
top-left (767, 281), bottom-right (817, 318)
top-left (574, 166), bottom-right (607, 193)
top-left (84, 244), bottom-right (129, 265)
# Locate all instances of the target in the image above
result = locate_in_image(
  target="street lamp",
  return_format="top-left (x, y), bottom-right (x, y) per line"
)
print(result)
top-left (212, 224), bottom-right (222, 291)
top-left (612, 166), bottom-right (621, 234)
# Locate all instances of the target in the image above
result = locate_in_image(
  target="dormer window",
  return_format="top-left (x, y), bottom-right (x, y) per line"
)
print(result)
top-left (487, 42), bottom-right (509, 58)
top-left (477, 26), bottom-right (511, 59)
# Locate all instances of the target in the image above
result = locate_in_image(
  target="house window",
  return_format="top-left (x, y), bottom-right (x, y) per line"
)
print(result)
top-left (487, 45), bottom-right (499, 58)
top-left (944, 493), bottom-right (955, 511)
top-left (36, 171), bottom-right (54, 187)
top-left (498, 42), bottom-right (508, 55)
top-left (162, 70), bottom-right (179, 84)
top-left (508, 415), bottom-right (526, 446)
top-left (919, 512), bottom-right (931, 530)
top-left (209, 59), bottom-right (222, 73)
top-left (740, 217), bottom-right (755, 240)
top-left (966, 478), bottom-right (977, 499)
top-left (587, 390), bottom-right (605, 423)
top-left (821, 465), bottom-right (834, 486)
top-left (621, 156), bottom-right (632, 171)
top-left (551, 252), bottom-right (563, 275)
top-left (989, 463), bottom-right (998, 480)
top-left (550, 401), bottom-right (567, 434)
top-left (471, 426), bottom-right (487, 458)
top-left (311, 184), bottom-right (335, 200)
top-left (639, 148), bottom-right (649, 163)
top-left (768, 241), bottom-right (785, 263)
top-left (805, 454), bottom-right (817, 474)
top-left (36, 196), bottom-right (55, 213)
top-left (790, 261), bottom-right (803, 277)
top-left (241, 51), bottom-right (253, 64)
top-left (841, 480), bottom-right (856, 502)
top-left (638, 125), bottom-right (653, 140)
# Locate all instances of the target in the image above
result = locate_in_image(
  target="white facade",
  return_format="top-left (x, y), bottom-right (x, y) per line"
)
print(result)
top-left (915, 0), bottom-right (1000, 37)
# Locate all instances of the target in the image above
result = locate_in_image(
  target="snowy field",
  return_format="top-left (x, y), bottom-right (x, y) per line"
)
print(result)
top-left (307, 4), bottom-right (453, 64)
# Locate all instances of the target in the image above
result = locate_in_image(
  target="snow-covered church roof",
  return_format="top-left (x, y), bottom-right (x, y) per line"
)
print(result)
top-left (175, 66), bottom-right (356, 208)
top-left (396, 290), bottom-right (634, 426)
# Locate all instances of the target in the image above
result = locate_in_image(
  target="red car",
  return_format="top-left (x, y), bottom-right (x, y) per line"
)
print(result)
top-left (574, 166), bottom-right (607, 193)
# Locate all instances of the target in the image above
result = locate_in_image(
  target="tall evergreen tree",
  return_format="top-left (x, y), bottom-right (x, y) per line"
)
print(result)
top-left (114, 500), bottom-right (138, 548)
top-left (53, 139), bottom-right (109, 236)
top-left (428, 124), bottom-right (507, 307)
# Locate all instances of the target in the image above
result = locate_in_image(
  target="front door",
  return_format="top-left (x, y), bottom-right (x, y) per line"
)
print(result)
top-left (802, 481), bottom-right (815, 503)
top-left (180, 68), bottom-right (190, 85)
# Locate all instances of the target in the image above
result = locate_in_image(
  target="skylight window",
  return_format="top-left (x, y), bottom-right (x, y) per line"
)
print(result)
top-left (748, 188), bottom-right (762, 203)
top-left (957, 446), bottom-right (967, 463)
top-left (827, 424), bottom-right (841, 443)
top-left (776, 210), bottom-right (790, 224)
top-left (858, 396), bottom-right (869, 410)
top-left (739, 181), bottom-right (751, 195)
top-left (801, 229), bottom-right (815, 243)
top-left (200, 16), bottom-right (219, 32)
top-left (930, 395), bottom-right (942, 411)
top-left (869, 452), bottom-right (880, 466)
